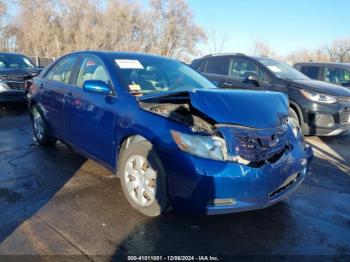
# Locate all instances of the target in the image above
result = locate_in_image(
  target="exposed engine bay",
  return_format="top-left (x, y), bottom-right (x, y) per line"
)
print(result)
top-left (139, 102), bottom-right (216, 134)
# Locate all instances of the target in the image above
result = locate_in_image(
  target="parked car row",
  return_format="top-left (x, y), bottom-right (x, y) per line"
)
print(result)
top-left (294, 62), bottom-right (350, 87)
top-left (0, 52), bottom-right (43, 103)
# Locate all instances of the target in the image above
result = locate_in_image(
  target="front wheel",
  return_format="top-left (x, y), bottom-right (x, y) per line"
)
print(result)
top-left (289, 107), bottom-right (310, 136)
top-left (118, 141), bottom-right (167, 217)
top-left (289, 108), bottom-right (300, 127)
top-left (30, 105), bottom-right (57, 146)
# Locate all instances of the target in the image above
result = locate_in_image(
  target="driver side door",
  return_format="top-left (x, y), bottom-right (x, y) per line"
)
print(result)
top-left (64, 55), bottom-right (117, 166)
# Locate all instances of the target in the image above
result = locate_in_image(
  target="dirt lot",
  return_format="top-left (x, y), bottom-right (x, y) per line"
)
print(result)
top-left (0, 104), bottom-right (349, 260)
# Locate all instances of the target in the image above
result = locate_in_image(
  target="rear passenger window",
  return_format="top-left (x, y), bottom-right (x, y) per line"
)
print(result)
top-left (205, 58), bottom-right (224, 75)
top-left (300, 66), bottom-right (319, 79)
top-left (46, 56), bottom-right (78, 84)
top-left (324, 67), bottom-right (350, 84)
top-left (75, 56), bottom-right (110, 87)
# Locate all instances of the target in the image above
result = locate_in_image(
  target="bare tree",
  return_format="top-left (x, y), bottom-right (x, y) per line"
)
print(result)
top-left (0, 1), bottom-right (5, 16)
top-left (3, 0), bottom-right (349, 65)
top-left (0, 0), bottom-right (10, 51)
top-left (285, 47), bottom-right (330, 64)
top-left (206, 19), bottom-right (227, 54)
top-left (285, 38), bottom-right (350, 64)
top-left (250, 37), bottom-right (276, 57)
top-left (1, 0), bottom-right (206, 60)
top-left (102, 0), bottom-right (152, 52)
top-left (149, 0), bottom-right (206, 59)
top-left (11, 0), bottom-right (63, 57)
top-left (324, 38), bottom-right (350, 62)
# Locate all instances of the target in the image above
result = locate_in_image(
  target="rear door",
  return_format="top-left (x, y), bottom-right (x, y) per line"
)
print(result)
top-left (40, 55), bottom-right (79, 139)
top-left (299, 65), bottom-right (321, 80)
top-left (200, 57), bottom-right (227, 87)
top-left (64, 54), bottom-right (116, 165)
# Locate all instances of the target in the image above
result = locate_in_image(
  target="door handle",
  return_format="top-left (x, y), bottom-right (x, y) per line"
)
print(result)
top-left (222, 82), bottom-right (233, 88)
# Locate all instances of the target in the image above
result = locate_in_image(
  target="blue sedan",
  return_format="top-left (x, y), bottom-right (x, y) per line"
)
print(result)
top-left (28, 51), bottom-right (313, 216)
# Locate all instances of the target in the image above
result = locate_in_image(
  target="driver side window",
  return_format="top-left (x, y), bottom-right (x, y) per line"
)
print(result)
top-left (228, 58), bottom-right (258, 80)
top-left (75, 56), bottom-right (110, 87)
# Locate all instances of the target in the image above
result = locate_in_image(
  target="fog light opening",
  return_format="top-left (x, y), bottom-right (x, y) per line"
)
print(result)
top-left (314, 114), bottom-right (335, 128)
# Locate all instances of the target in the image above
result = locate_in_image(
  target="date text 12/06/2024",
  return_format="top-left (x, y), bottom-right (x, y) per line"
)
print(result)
top-left (127, 255), bottom-right (220, 261)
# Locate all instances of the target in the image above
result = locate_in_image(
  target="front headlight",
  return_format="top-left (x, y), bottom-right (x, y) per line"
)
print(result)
top-left (0, 80), bottom-right (9, 92)
top-left (300, 89), bottom-right (337, 104)
top-left (171, 130), bottom-right (228, 161)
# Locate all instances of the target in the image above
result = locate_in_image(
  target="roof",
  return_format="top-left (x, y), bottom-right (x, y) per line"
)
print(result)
top-left (202, 53), bottom-right (247, 58)
top-left (294, 62), bottom-right (350, 68)
top-left (0, 52), bottom-right (26, 56)
top-left (68, 50), bottom-right (172, 60)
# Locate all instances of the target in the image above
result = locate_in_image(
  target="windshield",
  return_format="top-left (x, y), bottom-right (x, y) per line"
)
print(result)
top-left (0, 54), bottom-right (36, 70)
top-left (114, 56), bottom-right (217, 95)
top-left (256, 57), bottom-right (309, 80)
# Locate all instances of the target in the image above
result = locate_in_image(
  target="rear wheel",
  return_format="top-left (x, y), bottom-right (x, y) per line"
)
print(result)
top-left (30, 105), bottom-right (57, 146)
top-left (118, 140), bottom-right (167, 217)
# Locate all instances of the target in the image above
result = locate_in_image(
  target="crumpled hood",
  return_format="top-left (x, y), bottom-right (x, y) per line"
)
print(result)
top-left (290, 79), bottom-right (350, 96)
top-left (139, 89), bottom-right (289, 129)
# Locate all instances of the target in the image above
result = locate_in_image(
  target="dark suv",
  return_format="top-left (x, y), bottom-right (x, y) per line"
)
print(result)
top-left (191, 54), bottom-right (350, 136)
top-left (0, 52), bottom-right (43, 104)
top-left (294, 62), bottom-right (350, 88)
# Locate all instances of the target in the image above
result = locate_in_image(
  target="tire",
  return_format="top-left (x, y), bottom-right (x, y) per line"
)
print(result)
top-left (289, 107), bottom-right (311, 135)
top-left (118, 140), bottom-right (167, 217)
top-left (30, 104), bottom-right (57, 146)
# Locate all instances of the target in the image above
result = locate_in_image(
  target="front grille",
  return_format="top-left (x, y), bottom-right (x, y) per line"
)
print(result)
top-left (236, 130), bottom-right (288, 162)
top-left (340, 108), bottom-right (350, 123)
top-left (217, 124), bottom-right (289, 163)
top-left (5, 81), bottom-right (25, 90)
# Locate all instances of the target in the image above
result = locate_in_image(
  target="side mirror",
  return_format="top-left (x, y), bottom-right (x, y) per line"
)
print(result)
top-left (244, 73), bottom-right (260, 87)
top-left (83, 80), bottom-right (111, 95)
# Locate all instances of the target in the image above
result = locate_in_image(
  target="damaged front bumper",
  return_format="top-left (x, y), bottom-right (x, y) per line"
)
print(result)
top-left (139, 89), bottom-right (312, 214)
top-left (161, 142), bottom-right (313, 215)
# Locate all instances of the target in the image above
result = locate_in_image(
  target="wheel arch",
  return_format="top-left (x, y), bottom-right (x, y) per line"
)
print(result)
top-left (115, 134), bottom-right (151, 176)
top-left (289, 101), bottom-right (303, 124)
